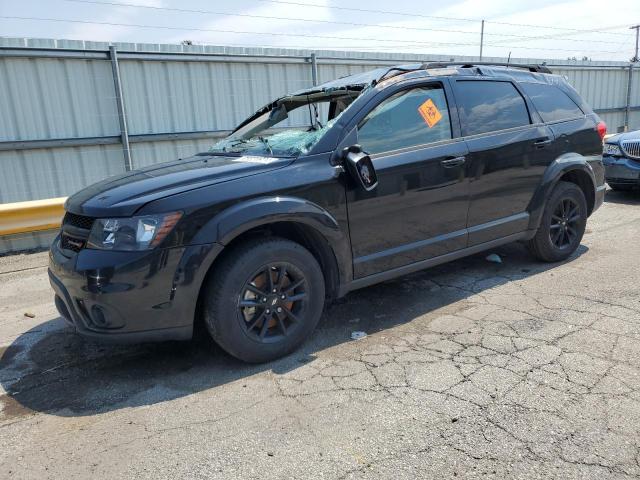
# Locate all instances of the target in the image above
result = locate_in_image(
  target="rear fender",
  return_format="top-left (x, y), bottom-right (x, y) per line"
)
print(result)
top-left (527, 153), bottom-right (596, 231)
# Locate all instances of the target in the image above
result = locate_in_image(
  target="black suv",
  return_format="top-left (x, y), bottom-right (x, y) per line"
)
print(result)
top-left (49, 62), bottom-right (606, 362)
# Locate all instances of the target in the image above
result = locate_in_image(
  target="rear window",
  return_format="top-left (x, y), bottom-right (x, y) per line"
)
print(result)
top-left (520, 82), bottom-right (584, 123)
top-left (455, 81), bottom-right (531, 136)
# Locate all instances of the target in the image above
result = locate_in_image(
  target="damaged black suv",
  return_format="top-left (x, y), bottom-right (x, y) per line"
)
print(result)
top-left (50, 62), bottom-right (606, 362)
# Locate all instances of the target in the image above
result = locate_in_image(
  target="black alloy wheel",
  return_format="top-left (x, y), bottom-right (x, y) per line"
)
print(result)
top-left (238, 263), bottom-right (307, 343)
top-left (549, 198), bottom-right (582, 249)
top-left (527, 181), bottom-right (587, 262)
top-left (203, 237), bottom-right (325, 363)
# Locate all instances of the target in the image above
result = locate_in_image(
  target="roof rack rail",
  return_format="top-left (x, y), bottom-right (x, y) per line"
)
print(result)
top-left (375, 65), bottom-right (421, 84)
top-left (421, 62), bottom-right (553, 74)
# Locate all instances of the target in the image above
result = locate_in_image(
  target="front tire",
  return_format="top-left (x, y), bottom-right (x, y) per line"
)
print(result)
top-left (527, 181), bottom-right (587, 262)
top-left (202, 237), bottom-right (325, 363)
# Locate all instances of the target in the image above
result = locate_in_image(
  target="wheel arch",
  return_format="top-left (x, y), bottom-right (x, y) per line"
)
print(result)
top-left (192, 196), bottom-right (352, 301)
top-left (527, 153), bottom-right (596, 231)
top-left (558, 169), bottom-right (596, 215)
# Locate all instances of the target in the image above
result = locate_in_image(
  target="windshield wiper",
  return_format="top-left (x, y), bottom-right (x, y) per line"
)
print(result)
top-left (258, 136), bottom-right (273, 155)
top-left (221, 138), bottom-right (248, 152)
top-left (202, 151), bottom-right (242, 157)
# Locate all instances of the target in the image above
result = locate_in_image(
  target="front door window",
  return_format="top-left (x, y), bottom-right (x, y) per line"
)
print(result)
top-left (358, 85), bottom-right (452, 155)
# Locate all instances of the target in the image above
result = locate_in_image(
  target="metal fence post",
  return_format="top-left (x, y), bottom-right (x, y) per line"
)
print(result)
top-left (625, 63), bottom-right (634, 131)
top-left (310, 52), bottom-right (318, 86)
top-left (108, 46), bottom-right (133, 171)
top-left (479, 20), bottom-right (485, 61)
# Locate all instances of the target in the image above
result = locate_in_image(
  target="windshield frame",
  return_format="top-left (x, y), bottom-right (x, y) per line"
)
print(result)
top-left (210, 86), bottom-right (367, 158)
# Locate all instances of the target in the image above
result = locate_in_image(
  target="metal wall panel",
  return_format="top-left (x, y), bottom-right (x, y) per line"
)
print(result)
top-left (599, 112), bottom-right (626, 133)
top-left (0, 144), bottom-right (125, 203)
top-left (630, 111), bottom-right (640, 132)
top-left (131, 138), bottom-right (214, 168)
top-left (317, 63), bottom-right (379, 84)
top-left (554, 66), bottom-right (639, 132)
top-left (557, 67), bottom-right (625, 110)
top-left (119, 60), bottom-right (314, 134)
top-left (0, 57), bottom-right (119, 141)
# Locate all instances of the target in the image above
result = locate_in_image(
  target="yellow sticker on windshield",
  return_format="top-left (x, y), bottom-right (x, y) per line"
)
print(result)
top-left (418, 98), bottom-right (442, 128)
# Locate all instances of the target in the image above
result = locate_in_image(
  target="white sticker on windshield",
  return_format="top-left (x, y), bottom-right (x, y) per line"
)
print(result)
top-left (232, 156), bottom-right (278, 164)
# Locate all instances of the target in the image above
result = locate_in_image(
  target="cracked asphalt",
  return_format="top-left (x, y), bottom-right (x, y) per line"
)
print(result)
top-left (2, 190), bottom-right (640, 479)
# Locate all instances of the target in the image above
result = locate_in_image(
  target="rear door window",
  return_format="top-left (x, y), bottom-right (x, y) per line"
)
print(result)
top-left (455, 80), bottom-right (531, 136)
top-left (519, 82), bottom-right (584, 123)
top-left (358, 85), bottom-right (452, 155)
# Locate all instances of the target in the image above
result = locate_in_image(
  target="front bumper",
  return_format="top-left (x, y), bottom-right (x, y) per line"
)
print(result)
top-left (603, 155), bottom-right (640, 185)
top-left (49, 234), bottom-right (224, 343)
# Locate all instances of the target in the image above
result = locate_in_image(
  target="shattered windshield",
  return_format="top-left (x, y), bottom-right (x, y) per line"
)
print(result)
top-left (210, 90), bottom-right (360, 157)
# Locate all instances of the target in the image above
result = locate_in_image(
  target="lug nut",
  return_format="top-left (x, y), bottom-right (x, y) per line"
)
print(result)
top-left (266, 309), bottom-right (270, 314)
top-left (281, 295), bottom-right (286, 299)
top-left (277, 307), bottom-right (282, 313)
top-left (272, 289), bottom-right (277, 293)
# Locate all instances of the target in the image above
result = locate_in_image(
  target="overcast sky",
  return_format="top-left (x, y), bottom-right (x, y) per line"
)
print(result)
top-left (1, 0), bottom-right (639, 61)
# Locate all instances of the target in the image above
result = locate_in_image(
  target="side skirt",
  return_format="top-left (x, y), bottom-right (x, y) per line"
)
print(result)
top-left (338, 230), bottom-right (534, 296)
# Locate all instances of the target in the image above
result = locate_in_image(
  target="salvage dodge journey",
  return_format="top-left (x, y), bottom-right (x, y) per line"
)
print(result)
top-left (49, 62), bottom-right (606, 362)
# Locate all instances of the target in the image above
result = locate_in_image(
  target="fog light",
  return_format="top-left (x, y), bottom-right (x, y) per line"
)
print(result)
top-left (91, 305), bottom-right (108, 327)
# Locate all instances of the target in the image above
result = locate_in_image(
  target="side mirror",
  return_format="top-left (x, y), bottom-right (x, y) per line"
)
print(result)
top-left (342, 145), bottom-right (378, 192)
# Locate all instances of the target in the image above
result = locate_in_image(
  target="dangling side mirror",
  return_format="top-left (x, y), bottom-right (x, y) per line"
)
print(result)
top-left (342, 145), bottom-right (378, 192)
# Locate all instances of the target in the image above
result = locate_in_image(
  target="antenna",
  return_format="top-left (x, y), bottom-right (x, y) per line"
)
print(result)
top-left (507, 51), bottom-right (512, 67)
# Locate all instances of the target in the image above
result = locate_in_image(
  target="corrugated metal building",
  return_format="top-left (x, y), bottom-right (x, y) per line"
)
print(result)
top-left (1, 36), bottom-right (639, 252)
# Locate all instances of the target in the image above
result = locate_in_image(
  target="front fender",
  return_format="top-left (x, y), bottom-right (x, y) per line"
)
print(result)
top-left (527, 153), bottom-right (596, 231)
top-left (191, 195), bottom-right (353, 286)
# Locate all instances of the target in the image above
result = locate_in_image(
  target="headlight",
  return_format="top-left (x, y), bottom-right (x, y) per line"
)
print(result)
top-left (603, 143), bottom-right (621, 156)
top-left (87, 212), bottom-right (182, 251)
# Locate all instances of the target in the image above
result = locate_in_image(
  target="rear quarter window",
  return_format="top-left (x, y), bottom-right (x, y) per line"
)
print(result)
top-left (519, 82), bottom-right (585, 123)
top-left (455, 80), bottom-right (531, 136)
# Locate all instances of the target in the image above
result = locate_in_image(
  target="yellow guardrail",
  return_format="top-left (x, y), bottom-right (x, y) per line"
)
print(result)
top-left (0, 197), bottom-right (67, 236)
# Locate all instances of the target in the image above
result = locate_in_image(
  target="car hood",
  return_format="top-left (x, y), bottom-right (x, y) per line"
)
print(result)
top-left (606, 129), bottom-right (640, 144)
top-left (65, 153), bottom-right (294, 217)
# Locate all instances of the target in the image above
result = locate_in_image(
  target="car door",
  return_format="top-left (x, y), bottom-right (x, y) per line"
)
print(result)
top-left (345, 81), bottom-right (470, 278)
top-left (452, 79), bottom-right (556, 246)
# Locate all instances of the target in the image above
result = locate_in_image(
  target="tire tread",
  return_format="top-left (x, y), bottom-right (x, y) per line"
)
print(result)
top-left (527, 181), bottom-right (587, 263)
top-left (202, 236), bottom-right (324, 362)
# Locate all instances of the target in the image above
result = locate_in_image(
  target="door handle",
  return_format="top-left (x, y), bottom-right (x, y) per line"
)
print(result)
top-left (534, 138), bottom-right (552, 148)
top-left (441, 156), bottom-right (466, 168)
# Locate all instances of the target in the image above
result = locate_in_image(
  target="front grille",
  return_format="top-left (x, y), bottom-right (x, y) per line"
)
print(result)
top-left (63, 212), bottom-right (95, 231)
top-left (61, 234), bottom-right (85, 252)
top-left (621, 140), bottom-right (640, 160)
top-left (60, 212), bottom-right (94, 254)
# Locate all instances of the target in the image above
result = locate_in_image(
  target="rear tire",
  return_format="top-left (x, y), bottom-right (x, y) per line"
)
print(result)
top-left (527, 181), bottom-right (587, 263)
top-left (202, 237), bottom-right (325, 363)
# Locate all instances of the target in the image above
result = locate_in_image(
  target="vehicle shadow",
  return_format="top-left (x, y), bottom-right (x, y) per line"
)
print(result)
top-left (604, 188), bottom-right (640, 205)
top-left (0, 242), bottom-right (588, 419)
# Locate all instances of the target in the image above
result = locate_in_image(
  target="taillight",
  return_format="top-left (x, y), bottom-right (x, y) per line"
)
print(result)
top-left (596, 121), bottom-right (607, 141)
